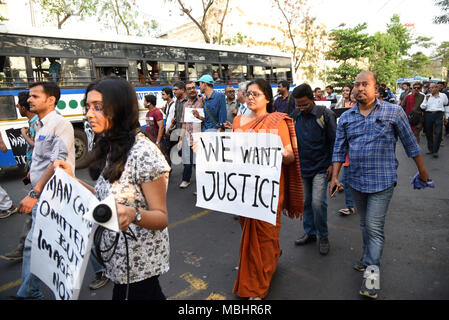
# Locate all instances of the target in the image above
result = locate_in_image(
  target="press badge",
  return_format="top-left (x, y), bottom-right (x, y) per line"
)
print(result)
top-left (38, 135), bottom-right (45, 141)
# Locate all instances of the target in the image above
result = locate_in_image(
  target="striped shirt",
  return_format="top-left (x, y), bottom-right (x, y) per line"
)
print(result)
top-left (332, 99), bottom-right (421, 193)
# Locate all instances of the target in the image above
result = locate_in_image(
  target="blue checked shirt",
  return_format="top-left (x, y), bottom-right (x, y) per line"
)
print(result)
top-left (332, 99), bottom-right (421, 193)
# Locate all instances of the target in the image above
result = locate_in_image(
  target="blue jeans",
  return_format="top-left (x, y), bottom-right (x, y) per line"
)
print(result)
top-left (182, 145), bottom-right (195, 182)
top-left (302, 173), bottom-right (329, 238)
top-left (349, 185), bottom-right (394, 267)
top-left (342, 166), bottom-right (354, 208)
top-left (17, 204), bottom-right (44, 299)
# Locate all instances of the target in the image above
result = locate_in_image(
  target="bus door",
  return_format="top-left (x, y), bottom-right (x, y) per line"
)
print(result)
top-left (93, 58), bottom-right (129, 79)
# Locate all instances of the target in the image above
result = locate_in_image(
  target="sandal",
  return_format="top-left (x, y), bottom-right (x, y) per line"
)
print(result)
top-left (338, 207), bottom-right (354, 216)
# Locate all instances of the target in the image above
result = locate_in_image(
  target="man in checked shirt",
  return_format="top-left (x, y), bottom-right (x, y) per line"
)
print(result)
top-left (329, 71), bottom-right (430, 299)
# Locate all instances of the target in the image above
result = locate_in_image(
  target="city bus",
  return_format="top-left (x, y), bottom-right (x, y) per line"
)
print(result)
top-left (0, 25), bottom-right (293, 169)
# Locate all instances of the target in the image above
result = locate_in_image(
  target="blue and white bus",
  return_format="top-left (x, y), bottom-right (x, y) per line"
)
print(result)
top-left (0, 25), bottom-right (293, 169)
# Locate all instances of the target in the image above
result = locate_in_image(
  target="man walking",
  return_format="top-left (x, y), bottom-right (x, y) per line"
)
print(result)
top-left (0, 91), bottom-right (38, 260)
top-left (194, 74), bottom-right (228, 132)
top-left (401, 82), bottom-right (425, 143)
top-left (420, 82), bottom-right (449, 158)
top-left (330, 71), bottom-right (430, 299)
top-left (292, 83), bottom-right (336, 256)
top-left (178, 81), bottom-right (204, 189)
top-left (15, 81), bottom-right (75, 300)
top-left (274, 80), bottom-right (295, 115)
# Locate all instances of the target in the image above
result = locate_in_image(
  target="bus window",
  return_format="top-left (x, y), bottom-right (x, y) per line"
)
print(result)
top-left (0, 95), bottom-right (17, 120)
top-left (0, 56), bottom-right (28, 88)
top-left (221, 64), bottom-right (247, 84)
top-left (272, 67), bottom-right (290, 82)
top-left (160, 62), bottom-right (176, 84)
top-left (128, 60), bottom-right (141, 86)
top-left (32, 57), bottom-right (61, 83)
top-left (178, 63), bottom-right (186, 82)
top-left (95, 66), bottom-right (128, 79)
top-left (249, 66), bottom-right (271, 81)
top-left (61, 58), bottom-right (91, 86)
top-left (146, 61), bottom-right (160, 85)
top-left (189, 63), bottom-right (219, 82)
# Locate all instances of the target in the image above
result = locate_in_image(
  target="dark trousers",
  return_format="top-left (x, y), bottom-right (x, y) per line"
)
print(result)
top-left (424, 111), bottom-right (443, 154)
top-left (112, 276), bottom-right (166, 300)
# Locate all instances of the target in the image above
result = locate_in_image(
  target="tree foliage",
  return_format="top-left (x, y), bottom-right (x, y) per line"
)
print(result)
top-left (326, 23), bottom-right (374, 89)
top-left (167, 0), bottom-right (231, 44)
top-left (433, 0), bottom-right (449, 24)
top-left (433, 41), bottom-right (449, 82)
top-left (271, 0), bottom-right (327, 80)
top-left (98, 0), bottom-right (159, 36)
top-left (35, 0), bottom-right (98, 29)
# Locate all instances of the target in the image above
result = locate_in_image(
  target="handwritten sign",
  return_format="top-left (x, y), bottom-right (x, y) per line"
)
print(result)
top-left (194, 132), bottom-right (284, 226)
top-left (184, 108), bottom-right (204, 123)
top-left (5, 128), bottom-right (27, 168)
top-left (30, 168), bottom-right (99, 300)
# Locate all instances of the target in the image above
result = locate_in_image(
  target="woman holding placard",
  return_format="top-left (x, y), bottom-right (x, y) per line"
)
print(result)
top-left (55, 77), bottom-right (170, 300)
top-left (231, 79), bottom-right (304, 300)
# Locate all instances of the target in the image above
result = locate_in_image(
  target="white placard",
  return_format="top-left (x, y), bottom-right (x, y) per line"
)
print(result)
top-left (315, 100), bottom-right (332, 109)
top-left (194, 132), bottom-right (284, 226)
top-left (30, 168), bottom-right (99, 300)
top-left (184, 108), bottom-right (204, 123)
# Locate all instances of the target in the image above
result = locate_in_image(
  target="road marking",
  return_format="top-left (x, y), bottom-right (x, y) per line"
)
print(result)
top-left (168, 209), bottom-right (212, 229)
top-left (168, 272), bottom-right (208, 300)
top-left (0, 278), bottom-right (21, 293)
top-left (0, 210), bottom-right (213, 294)
top-left (205, 292), bottom-right (226, 300)
top-left (182, 251), bottom-right (203, 267)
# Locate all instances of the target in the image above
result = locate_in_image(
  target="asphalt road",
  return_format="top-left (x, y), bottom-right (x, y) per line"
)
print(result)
top-left (0, 135), bottom-right (448, 301)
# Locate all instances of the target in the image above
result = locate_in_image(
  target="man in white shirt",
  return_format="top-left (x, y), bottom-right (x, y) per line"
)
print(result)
top-left (236, 81), bottom-right (251, 116)
top-left (420, 82), bottom-right (449, 158)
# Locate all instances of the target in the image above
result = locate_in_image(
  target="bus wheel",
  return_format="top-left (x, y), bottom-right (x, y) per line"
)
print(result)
top-left (74, 128), bottom-right (89, 169)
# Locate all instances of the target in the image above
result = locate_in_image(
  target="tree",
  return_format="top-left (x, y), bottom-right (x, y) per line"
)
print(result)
top-left (433, 41), bottom-right (449, 82)
top-left (369, 15), bottom-right (414, 88)
top-left (35, 0), bottom-right (98, 29)
top-left (272, 0), bottom-right (327, 76)
top-left (99, 0), bottom-right (159, 36)
top-left (325, 23), bottom-right (374, 88)
top-left (167, 0), bottom-right (231, 44)
top-left (0, 0), bottom-right (7, 22)
top-left (406, 52), bottom-right (433, 77)
top-left (433, 0), bottom-right (449, 24)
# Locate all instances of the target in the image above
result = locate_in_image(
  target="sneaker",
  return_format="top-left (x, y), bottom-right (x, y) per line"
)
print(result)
top-left (353, 260), bottom-right (367, 272)
top-left (0, 247), bottom-right (23, 261)
top-left (89, 272), bottom-right (109, 290)
top-left (179, 181), bottom-right (191, 189)
top-left (0, 205), bottom-right (18, 219)
top-left (359, 278), bottom-right (378, 299)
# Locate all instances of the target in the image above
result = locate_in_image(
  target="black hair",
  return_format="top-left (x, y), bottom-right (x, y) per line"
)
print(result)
top-left (278, 80), bottom-right (290, 90)
top-left (403, 82), bottom-right (411, 87)
top-left (18, 91), bottom-right (30, 110)
top-left (247, 79), bottom-right (274, 113)
top-left (293, 83), bottom-right (315, 101)
top-left (173, 81), bottom-right (186, 90)
top-left (29, 81), bottom-right (61, 104)
top-left (84, 77), bottom-right (141, 183)
top-left (162, 87), bottom-right (173, 98)
top-left (326, 85), bottom-right (334, 91)
top-left (144, 94), bottom-right (157, 106)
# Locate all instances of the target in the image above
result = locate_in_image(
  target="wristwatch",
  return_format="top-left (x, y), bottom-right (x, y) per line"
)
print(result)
top-left (28, 189), bottom-right (40, 199)
top-left (133, 209), bottom-right (142, 224)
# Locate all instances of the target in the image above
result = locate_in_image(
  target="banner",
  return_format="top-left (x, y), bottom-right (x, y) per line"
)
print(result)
top-left (194, 132), bottom-right (284, 226)
top-left (30, 168), bottom-right (99, 300)
top-left (5, 128), bottom-right (27, 168)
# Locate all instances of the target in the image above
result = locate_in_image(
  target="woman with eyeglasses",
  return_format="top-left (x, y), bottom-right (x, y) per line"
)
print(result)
top-left (231, 78), bottom-right (304, 300)
top-left (55, 77), bottom-right (170, 300)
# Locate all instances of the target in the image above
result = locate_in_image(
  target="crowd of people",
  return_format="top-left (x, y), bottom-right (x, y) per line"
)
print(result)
top-left (0, 71), bottom-right (447, 301)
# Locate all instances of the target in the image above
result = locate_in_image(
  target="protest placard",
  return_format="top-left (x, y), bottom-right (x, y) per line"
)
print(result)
top-left (194, 132), bottom-right (284, 226)
top-left (30, 168), bottom-right (99, 300)
top-left (5, 128), bottom-right (27, 168)
top-left (184, 108), bottom-right (204, 123)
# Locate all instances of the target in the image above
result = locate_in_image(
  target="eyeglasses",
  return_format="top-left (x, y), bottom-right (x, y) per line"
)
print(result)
top-left (226, 90), bottom-right (235, 93)
top-left (84, 104), bottom-right (103, 114)
top-left (413, 87), bottom-right (421, 90)
top-left (245, 91), bottom-right (263, 98)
